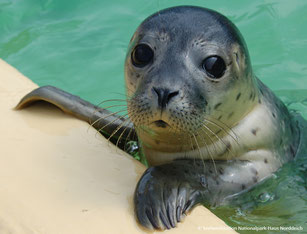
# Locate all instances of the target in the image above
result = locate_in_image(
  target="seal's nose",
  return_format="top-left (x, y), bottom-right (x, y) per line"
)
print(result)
top-left (152, 87), bottom-right (179, 109)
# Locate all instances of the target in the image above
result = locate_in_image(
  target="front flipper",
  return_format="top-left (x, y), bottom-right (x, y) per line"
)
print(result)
top-left (135, 159), bottom-right (266, 230)
top-left (16, 86), bottom-right (136, 142)
top-left (134, 165), bottom-right (204, 230)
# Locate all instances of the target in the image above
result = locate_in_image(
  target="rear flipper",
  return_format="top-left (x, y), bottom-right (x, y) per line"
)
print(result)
top-left (134, 159), bottom-right (262, 230)
top-left (16, 86), bottom-right (136, 143)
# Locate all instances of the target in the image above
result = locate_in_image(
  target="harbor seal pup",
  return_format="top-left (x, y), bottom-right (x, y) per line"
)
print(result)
top-left (17, 6), bottom-right (301, 230)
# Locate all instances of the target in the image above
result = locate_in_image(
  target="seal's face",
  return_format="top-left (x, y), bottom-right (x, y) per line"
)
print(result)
top-left (125, 6), bottom-right (258, 155)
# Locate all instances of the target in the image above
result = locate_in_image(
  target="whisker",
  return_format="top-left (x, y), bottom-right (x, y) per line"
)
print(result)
top-left (198, 127), bottom-right (220, 158)
top-left (115, 126), bottom-right (129, 150)
top-left (90, 109), bottom-right (127, 128)
top-left (97, 104), bottom-right (128, 111)
top-left (95, 99), bottom-right (127, 108)
top-left (93, 99), bottom-right (128, 115)
top-left (202, 123), bottom-right (235, 159)
top-left (123, 124), bottom-right (135, 152)
top-left (86, 108), bottom-right (126, 135)
top-left (95, 111), bottom-right (129, 135)
top-left (189, 134), bottom-right (198, 168)
top-left (193, 132), bottom-right (217, 173)
top-left (107, 116), bottom-right (132, 145)
top-left (111, 92), bottom-right (132, 99)
top-left (191, 133), bottom-right (207, 170)
top-left (204, 118), bottom-right (239, 145)
top-left (122, 113), bottom-right (138, 151)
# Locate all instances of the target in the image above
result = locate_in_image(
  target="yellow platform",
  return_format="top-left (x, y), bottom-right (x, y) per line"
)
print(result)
top-left (0, 59), bottom-right (236, 233)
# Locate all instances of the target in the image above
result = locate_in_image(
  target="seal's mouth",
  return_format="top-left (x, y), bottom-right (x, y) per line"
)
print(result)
top-left (153, 120), bottom-right (169, 128)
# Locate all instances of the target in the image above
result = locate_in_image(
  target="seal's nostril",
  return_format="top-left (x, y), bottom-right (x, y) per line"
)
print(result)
top-left (167, 91), bottom-right (179, 103)
top-left (152, 87), bottom-right (179, 109)
top-left (152, 87), bottom-right (161, 98)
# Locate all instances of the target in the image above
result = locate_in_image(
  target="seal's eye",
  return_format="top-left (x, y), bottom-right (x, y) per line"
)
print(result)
top-left (202, 56), bottom-right (226, 79)
top-left (131, 44), bottom-right (154, 67)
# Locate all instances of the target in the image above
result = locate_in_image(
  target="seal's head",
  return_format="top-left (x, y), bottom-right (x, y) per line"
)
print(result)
top-left (125, 6), bottom-right (259, 164)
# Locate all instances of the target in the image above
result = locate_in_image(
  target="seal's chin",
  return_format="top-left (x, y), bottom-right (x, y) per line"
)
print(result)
top-left (152, 120), bottom-right (169, 128)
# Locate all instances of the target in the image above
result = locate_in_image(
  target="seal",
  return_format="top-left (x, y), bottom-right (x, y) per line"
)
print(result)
top-left (125, 6), bottom-right (300, 229)
top-left (17, 6), bottom-right (301, 231)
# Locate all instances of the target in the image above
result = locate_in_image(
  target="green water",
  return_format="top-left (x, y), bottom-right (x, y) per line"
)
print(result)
top-left (1, 0), bottom-right (306, 233)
